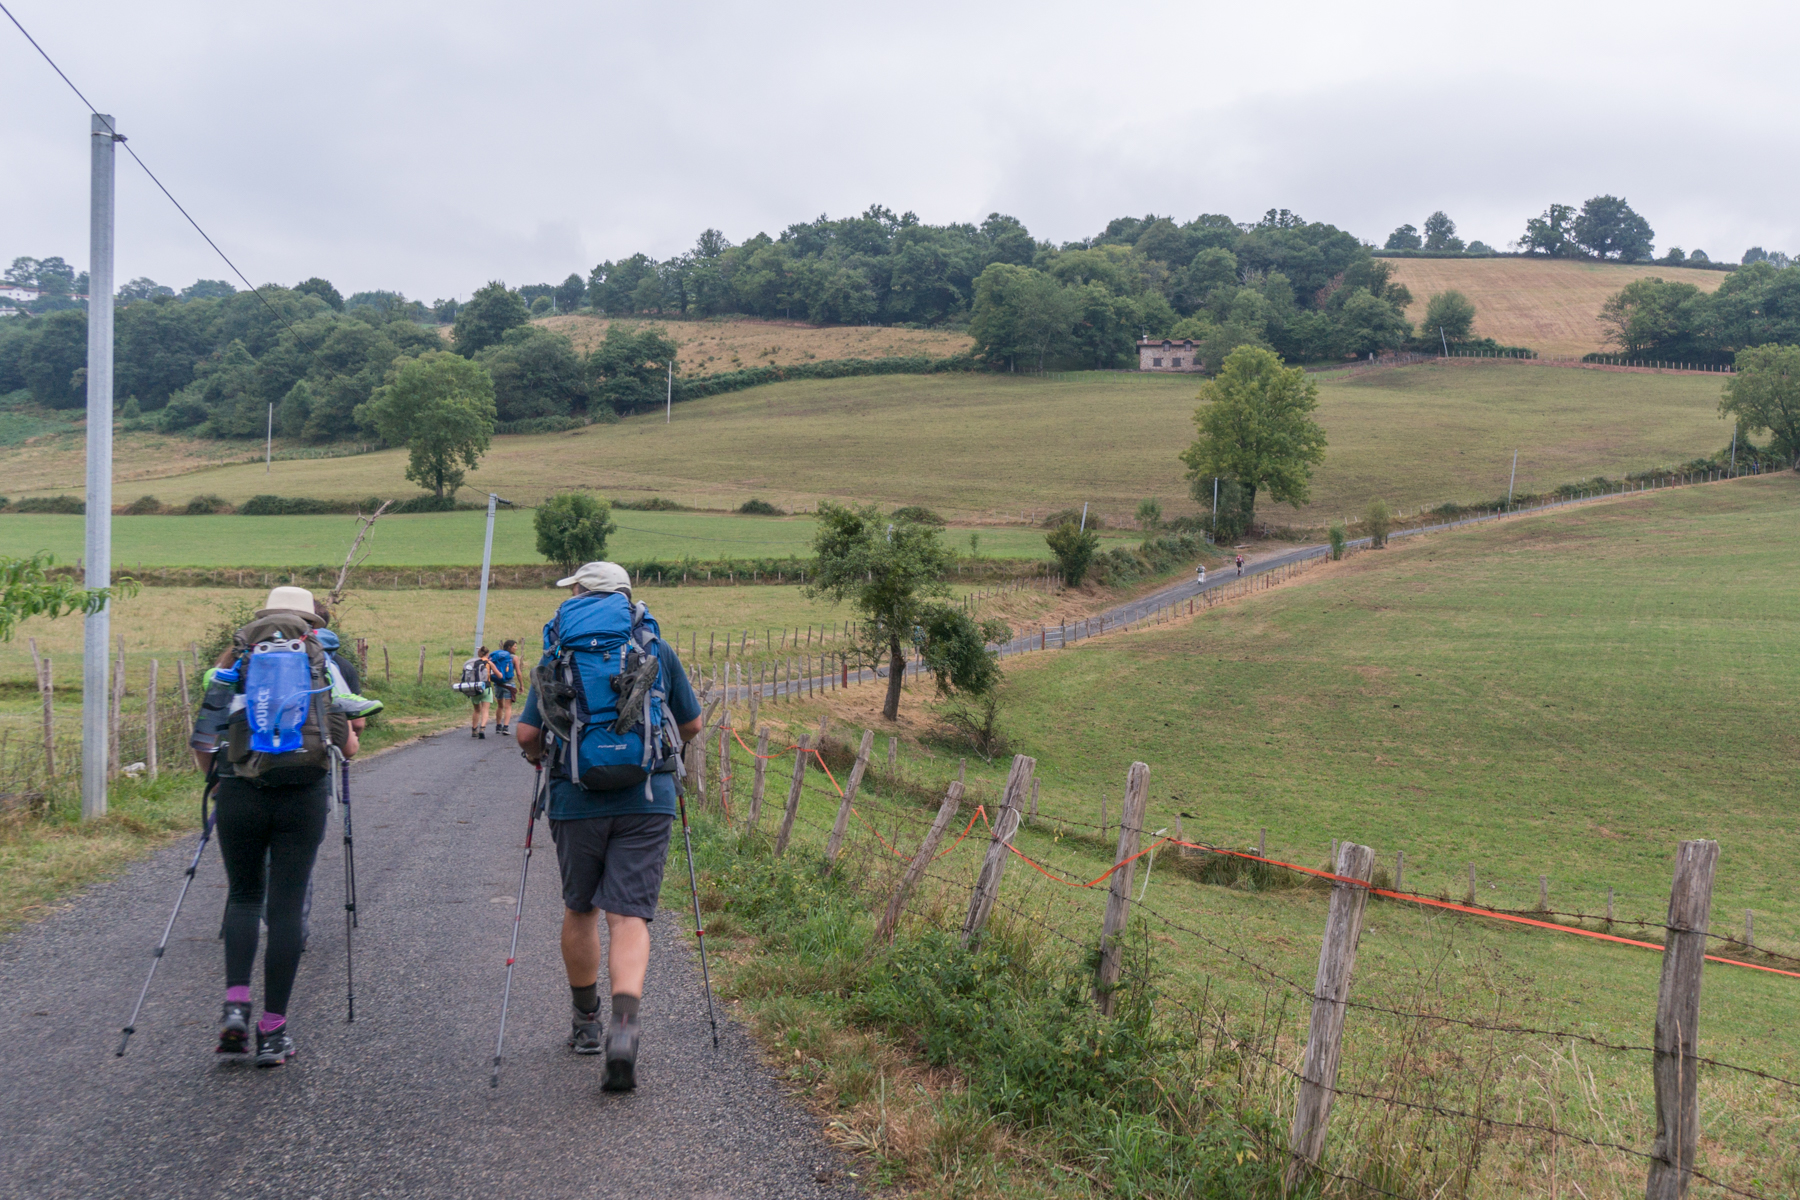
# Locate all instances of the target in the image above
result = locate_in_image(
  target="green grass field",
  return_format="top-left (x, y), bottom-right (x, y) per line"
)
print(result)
top-left (7, 361), bottom-right (1731, 532)
top-left (0, 508), bottom-right (1137, 569)
top-left (702, 476), bottom-right (1800, 1196)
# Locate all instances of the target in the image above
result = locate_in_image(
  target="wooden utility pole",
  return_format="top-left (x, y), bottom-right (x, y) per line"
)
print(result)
top-left (961, 754), bottom-right (1035, 945)
top-left (1645, 839), bottom-right (1719, 1200)
top-left (39, 657), bottom-right (54, 777)
top-left (773, 736), bottom-right (809, 857)
top-left (1095, 762), bottom-right (1150, 1015)
top-left (876, 781), bottom-right (963, 942)
top-left (1287, 841), bottom-right (1376, 1186)
top-left (825, 730), bottom-right (875, 865)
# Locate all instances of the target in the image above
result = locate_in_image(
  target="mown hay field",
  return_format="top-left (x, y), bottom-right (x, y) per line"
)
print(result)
top-left (29, 361), bottom-right (1731, 531)
top-left (532, 313), bottom-right (973, 376)
top-left (1385, 257), bottom-right (1729, 357)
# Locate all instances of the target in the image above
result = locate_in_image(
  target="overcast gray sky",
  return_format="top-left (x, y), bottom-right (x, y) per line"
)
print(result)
top-left (4, 0), bottom-right (1795, 300)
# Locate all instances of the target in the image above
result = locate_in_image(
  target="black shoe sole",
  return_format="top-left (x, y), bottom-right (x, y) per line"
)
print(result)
top-left (603, 1056), bottom-right (637, 1091)
top-left (216, 1031), bottom-right (248, 1054)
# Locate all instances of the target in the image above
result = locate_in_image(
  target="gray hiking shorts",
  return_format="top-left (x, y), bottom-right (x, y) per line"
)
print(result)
top-left (549, 813), bottom-right (673, 920)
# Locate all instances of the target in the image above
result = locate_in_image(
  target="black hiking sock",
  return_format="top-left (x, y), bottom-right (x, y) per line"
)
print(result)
top-left (611, 993), bottom-right (640, 1023)
top-left (571, 983), bottom-right (600, 1016)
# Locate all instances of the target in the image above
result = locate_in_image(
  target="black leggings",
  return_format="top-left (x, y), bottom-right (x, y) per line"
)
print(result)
top-left (214, 775), bottom-right (329, 1016)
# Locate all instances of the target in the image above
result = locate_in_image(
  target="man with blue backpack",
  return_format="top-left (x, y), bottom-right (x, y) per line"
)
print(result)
top-left (515, 561), bottom-right (702, 1092)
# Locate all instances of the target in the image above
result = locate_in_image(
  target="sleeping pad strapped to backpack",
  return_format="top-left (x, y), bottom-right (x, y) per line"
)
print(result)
top-left (220, 612), bottom-right (350, 787)
top-left (531, 591), bottom-right (682, 798)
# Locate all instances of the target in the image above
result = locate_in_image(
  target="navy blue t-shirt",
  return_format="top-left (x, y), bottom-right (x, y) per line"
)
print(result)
top-left (517, 638), bottom-right (699, 820)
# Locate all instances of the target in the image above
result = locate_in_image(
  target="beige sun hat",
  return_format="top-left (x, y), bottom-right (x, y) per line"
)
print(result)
top-left (555, 561), bottom-right (631, 596)
top-left (259, 584), bottom-right (323, 625)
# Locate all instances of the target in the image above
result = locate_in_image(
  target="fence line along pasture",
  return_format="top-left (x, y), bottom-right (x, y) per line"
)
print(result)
top-left (668, 699), bottom-right (1793, 1197)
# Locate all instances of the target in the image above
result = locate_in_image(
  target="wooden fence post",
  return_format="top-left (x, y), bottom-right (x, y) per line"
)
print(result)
top-left (39, 657), bottom-right (53, 777)
top-left (417, 644), bottom-right (426, 686)
top-left (747, 728), bottom-right (771, 834)
top-left (750, 668), bottom-right (760, 729)
top-left (1096, 761), bottom-right (1151, 1015)
top-left (718, 721), bottom-right (731, 817)
top-left (110, 639), bottom-right (125, 779)
top-left (1029, 778), bottom-right (1038, 825)
top-left (383, 644), bottom-right (391, 687)
top-left (825, 729), bottom-right (875, 864)
top-left (1645, 839), bottom-right (1719, 1200)
top-left (146, 660), bottom-right (159, 780)
top-left (876, 781), bottom-right (964, 942)
top-left (960, 754), bottom-right (1035, 945)
top-left (1286, 841), bottom-right (1376, 1186)
top-left (176, 657), bottom-right (190, 721)
top-left (1394, 849), bottom-right (1404, 892)
top-left (773, 736), bottom-right (810, 857)
top-left (888, 736), bottom-right (897, 773)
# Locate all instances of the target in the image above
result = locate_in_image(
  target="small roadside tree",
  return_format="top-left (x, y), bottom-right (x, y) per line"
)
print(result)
top-left (1365, 498), bottom-right (1393, 548)
top-left (1135, 498), bottom-right (1163, 532)
top-left (1179, 346), bottom-right (1328, 531)
top-left (807, 502), bottom-right (957, 721)
top-left (1045, 521), bottom-right (1100, 587)
top-left (1721, 344), bottom-right (1800, 465)
top-left (535, 493), bottom-right (618, 574)
top-left (360, 351), bottom-right (497, 498)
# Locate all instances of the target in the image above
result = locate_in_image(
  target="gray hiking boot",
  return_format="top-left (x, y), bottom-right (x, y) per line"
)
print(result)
top-left (603, 1013), bottom-right (640, 1092)
top-left (568, 1007), bottom-right (603, 1055)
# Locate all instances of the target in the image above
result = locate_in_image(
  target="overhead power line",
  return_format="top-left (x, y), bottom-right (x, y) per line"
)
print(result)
top-left (0, 1), bottom-right (319, 353)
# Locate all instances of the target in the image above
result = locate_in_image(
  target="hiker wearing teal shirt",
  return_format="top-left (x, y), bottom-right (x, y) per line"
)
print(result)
top-left (489, 639), bottom-right (519, 735)
top-left (516, 561), bottom-right (702, 1092)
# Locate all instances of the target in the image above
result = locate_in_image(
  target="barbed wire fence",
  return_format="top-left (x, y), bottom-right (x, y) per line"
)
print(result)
top-left (671, 695), bottom-right (1797, 1198)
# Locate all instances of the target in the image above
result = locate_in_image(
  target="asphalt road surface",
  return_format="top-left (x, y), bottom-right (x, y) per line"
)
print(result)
top-left (0, 732), bottom-right (857, 1200)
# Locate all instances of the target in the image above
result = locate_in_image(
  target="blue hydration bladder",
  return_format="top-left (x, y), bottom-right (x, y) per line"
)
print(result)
top-left (244, 641), bottom-right (314, 754)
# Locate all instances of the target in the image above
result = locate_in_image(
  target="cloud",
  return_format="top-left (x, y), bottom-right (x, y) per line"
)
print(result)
top-left (2, 0), bottom-right (1795, 297)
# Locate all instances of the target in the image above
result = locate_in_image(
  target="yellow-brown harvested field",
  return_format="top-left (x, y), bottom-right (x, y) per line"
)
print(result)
top-left (1384, 258), bottom-right (1729, 357)
top-left (531, 314), bottom-right (973, 376)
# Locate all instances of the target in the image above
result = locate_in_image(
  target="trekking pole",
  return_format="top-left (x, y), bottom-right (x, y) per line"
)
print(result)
top-left (492, 763), bottom-right (546, 1088)
top-left (676, 789), bottom-right (720, 1049)
top-left (335, 748), bottom-right (357, 1023)
top-left (117, 780), bottom-right (218, 1056)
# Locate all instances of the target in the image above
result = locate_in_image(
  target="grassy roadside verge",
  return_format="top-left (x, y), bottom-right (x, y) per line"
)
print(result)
top-left (664, 816), bottom-right (1303, 1199)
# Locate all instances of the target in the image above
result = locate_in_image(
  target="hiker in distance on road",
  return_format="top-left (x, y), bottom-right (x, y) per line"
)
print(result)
top-left (190, 587), bottom-right (369, 1067)
top-left (489, 639), bottom-right (520, 736)
top-left (457, 646), bottom-right (497, 739)
top-left (514, 561), bottom-right (702, 1092)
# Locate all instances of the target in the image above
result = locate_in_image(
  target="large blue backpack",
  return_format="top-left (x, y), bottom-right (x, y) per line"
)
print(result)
top-left (532, 592), bottom-right (682, 797)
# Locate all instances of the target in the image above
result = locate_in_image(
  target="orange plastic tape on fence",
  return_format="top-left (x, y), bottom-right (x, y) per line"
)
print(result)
top-left (1168, 839), bottom-right (1800, 981)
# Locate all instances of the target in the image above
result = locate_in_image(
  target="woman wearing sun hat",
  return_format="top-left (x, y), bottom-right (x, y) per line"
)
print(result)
top-left (191, 585), bottom-right (359, 1067)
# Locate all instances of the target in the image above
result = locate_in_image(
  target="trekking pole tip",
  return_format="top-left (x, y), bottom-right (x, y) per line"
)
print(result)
top-left (115, 1028), bottom-right (133, 1056)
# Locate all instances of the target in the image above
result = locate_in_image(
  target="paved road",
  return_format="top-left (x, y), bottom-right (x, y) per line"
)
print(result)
top-left (0, 733), bottom-right (856, 1200)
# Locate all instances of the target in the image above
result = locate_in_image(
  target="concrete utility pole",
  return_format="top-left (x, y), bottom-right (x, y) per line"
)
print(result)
top-left (472, 493), bottom-right (512, 653)
top-left (1507, 449), bottom-right (1518, 507)
top-left (82, 114), bottom-right (119, 821)
top-left (1079, 501), bottom-right (1089, 532)
top-left (265, 401), bottom-right (273, 472)
top-left (665, 359), bottom-right (673, 423)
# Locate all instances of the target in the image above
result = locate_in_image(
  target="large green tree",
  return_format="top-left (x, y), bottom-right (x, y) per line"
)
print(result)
top-left (452, 282), bottom-right (530, 356)
top-left (1179, 346), bottom-right (1328, 528)
top-left (968, 264), bottom-right (1081, 371)
top-left (1572, 195), bottom-right (1654, 262)
top-left (1423, 290), bottom-right (1477, 344)
top-left (534, 493), bottom-right (617, 574)
top-left (806, 502), bottom-right (958, 721)
top-left (1721, 344), bottom-right (1800, 465)
top-left (1521, 203), bottom-right (1577, 257)
top-left (360, 351), bottom-right (496, 497)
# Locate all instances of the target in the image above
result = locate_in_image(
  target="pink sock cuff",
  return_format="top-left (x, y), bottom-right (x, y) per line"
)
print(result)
top-left (258, 1013), bottom-right (286, 1034)
top-left (226, 986), bottom-right (251, 1004)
